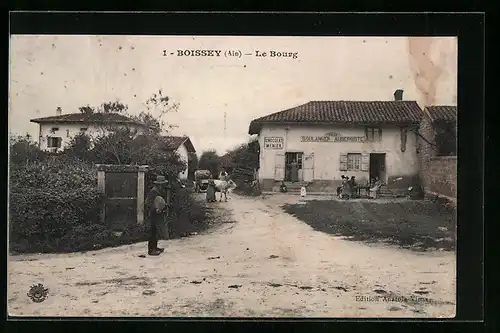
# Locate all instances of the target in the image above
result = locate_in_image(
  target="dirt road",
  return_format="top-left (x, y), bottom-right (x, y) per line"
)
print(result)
top-left (8, 193), bottom-right (456, 318)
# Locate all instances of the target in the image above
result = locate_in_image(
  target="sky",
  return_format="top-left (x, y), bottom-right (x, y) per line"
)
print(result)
top-left (9, 36), bottom-right (457, 155)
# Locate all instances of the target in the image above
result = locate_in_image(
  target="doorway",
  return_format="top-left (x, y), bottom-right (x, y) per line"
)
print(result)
top-left (369, 153), bottom-right (386, 183)
top-left (285, 152), bottom-right (303, 182)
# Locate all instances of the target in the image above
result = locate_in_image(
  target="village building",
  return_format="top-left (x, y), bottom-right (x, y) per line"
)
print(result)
top-left (160, 136), bottom-right (196, 180)
top-left (30, 108), bottom-right (145, 153)
top-left (417, 105), bottom-right (457, 201)
top-left (248, 90), bottom-right (424, 193)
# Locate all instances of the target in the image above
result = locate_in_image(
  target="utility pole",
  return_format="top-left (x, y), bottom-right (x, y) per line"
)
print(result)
top-left (223, 111), bottom-right (227, 139)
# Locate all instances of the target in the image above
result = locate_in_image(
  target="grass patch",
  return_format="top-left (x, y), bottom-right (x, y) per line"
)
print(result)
top-left (282, 200), bottom-right (456, 251)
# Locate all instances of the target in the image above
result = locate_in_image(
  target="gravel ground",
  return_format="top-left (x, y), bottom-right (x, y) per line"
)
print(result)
top-left (8, 193), bottom-right (456, 318)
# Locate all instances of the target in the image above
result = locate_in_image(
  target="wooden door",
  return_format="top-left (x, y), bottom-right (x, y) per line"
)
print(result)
top-left (104, 172), bottom-right (138, 230)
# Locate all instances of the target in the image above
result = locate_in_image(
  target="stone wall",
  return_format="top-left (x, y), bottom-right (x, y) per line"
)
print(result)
top-left (418, 114), bottom-right (457, 200)
top-left (427, 157), bottom-right (457, 199)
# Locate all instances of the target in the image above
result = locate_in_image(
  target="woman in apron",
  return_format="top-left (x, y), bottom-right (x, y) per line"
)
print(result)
top-left (206, 176), bottom-right (217, 202)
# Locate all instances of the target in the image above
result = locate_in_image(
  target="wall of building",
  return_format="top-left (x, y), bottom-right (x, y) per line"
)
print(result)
top-left (258, 124), bottom-right (420, 192)
top-left (176, 143), bottom-right (189, 180)
top-left (417, 114), bottom-right (457, 200)
top-left (38, 123), bottom-right (143, 152)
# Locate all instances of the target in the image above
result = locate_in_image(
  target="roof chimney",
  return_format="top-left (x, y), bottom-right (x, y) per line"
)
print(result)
top-left (394, 89), bottom-right (404, 101)
top-left (56, 107), bottom-right (62, 116)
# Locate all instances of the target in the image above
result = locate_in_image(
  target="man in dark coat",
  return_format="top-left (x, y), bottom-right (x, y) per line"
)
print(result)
top-left (145, 175), bottom-right (171, 256)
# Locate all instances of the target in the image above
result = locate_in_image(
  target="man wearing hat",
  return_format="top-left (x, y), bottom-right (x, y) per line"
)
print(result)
top-left (145, 175), bottom-right (171, 256)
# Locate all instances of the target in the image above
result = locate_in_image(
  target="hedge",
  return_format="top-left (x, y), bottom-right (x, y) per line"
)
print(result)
top-left (9, 159), bottom-right (104, 253)
top-left (9, 158), bottom-right (210, 254)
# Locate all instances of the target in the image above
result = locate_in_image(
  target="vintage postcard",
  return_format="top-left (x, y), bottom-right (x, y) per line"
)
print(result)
top-left (8, 35), bottom-right (457, 318)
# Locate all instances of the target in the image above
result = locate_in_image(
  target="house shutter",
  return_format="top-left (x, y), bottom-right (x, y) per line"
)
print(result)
top-left (400, 127), bottom-right (407, 152)
top-left (303, 153), bottom-right (314, 182)
top-left (274, 152), bottom-right (285, 181)
top-left (361, 153), bottom-right (370, 171)
top-left (339, 153), bottom-right (348, 171)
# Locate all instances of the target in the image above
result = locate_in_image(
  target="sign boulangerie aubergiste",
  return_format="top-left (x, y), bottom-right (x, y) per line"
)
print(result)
top-left (301, 132), bottom-right (365, 143)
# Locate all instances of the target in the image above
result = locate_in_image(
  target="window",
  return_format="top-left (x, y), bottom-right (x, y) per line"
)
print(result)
top-left (435, 121), bottom-right (457, 156)
top-left (47, 137), bottom-right (62, 148)
top-left (347, 153), bottom-right (361, 171)
top-left (365, 127), bottom-right (382, 142)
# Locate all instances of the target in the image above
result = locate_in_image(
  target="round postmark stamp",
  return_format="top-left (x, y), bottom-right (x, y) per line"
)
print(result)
top-left (27, 283), bottom-right (49, 303)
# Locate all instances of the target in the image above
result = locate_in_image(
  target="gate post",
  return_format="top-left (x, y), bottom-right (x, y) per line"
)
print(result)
top-left (136, 166), bottom-right (148, 225)
top-left (97, 166), bottom-right (106, 223)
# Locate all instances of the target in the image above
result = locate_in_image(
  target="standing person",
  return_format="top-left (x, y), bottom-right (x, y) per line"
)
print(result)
top-left (145, 175), bottom-right (170, 256)
top-left (290, 160), bottom-right (298, 183)
top-left (336, 175), bottom-right (345, 196)
top-left (341, 175), bottom-right (352, 199)
top-left (219, 167), bottom-right (228, 180)
top-left (369, 177), bottom-right (382, 199)
top-left (350, 176), bottom-right (358, 198)
top-left (206, 175), bottom-right (217, 202)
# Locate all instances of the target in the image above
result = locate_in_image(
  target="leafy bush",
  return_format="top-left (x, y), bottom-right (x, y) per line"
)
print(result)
top-left (167, 185), bottom-right (210, 238)
top-left (233, 181), bottom-right (262, 197)
top-left (9, 158), bottom-right (104, 253)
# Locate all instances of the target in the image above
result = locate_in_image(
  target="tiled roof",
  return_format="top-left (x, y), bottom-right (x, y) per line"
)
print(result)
top-left (30, 112), bottom-right (143, 125)
top-left (160, 136), bottom-right (196, 153)
top-left (425, 105), bottom-right (457, 122)
top-left (248, 100), bottom-right (423, 134)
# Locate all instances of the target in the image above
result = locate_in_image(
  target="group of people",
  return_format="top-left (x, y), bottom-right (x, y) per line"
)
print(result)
top-left (336, 175), bottom-right (383, 199)
top-left (336, 175), bottom-right (358, 199)
top-left (205, 167), bottom-right (229, 203)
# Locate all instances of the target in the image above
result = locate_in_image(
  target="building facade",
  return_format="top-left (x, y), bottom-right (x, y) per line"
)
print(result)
top-left (417, 105), bottom-right (457, 201)
top-left (160, 136), bottom-right (196, 180)
top-left (249, 95), bottom-right (424, 192)
top-left (31, 110), bottom-right (145, 152)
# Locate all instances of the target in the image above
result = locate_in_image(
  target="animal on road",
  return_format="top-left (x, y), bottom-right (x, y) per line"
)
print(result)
top-left (213, 179), bottom-right (237, 202)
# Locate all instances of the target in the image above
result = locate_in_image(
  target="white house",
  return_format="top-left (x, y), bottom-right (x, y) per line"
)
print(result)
top-left (30, 108), bottom-right (145, 152)
top-left (248, 90), bottom-right (424, 192)
top-left (160, 136), bottom-right (196, 180)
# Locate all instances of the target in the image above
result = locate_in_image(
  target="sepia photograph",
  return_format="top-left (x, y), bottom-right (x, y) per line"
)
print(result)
top-left (8, 34), bottom-right (458, 318)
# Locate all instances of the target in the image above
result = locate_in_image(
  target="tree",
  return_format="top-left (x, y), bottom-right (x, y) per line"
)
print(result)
top-left (64, 132), bottom-right (92, 161)
top-left (66, 90), bottom-right (186, 181)
top-left (9, 134), bottom-right (46, 166)
top-left (230, 140), bottom-right (260, 170)
top-left (78, 100), bottom-right (128, 115)
top-left (198, 150), bottom-right (220, 178)
top-left (188, 153), bottom-right (199, 180)
top-left (144, 89), bottom-right (180, 134)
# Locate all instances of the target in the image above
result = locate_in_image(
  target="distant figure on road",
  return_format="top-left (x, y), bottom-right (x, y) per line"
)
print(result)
top-left (206, 176), bottom-right (217, 202)
top-left (145, 175), bottom-right (171, 256)
top-left (219, 167), bottom-right (228, 181)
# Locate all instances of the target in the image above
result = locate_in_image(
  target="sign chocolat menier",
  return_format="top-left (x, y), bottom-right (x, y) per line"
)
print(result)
top-left (264, 137), bottom-right (284, 149)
